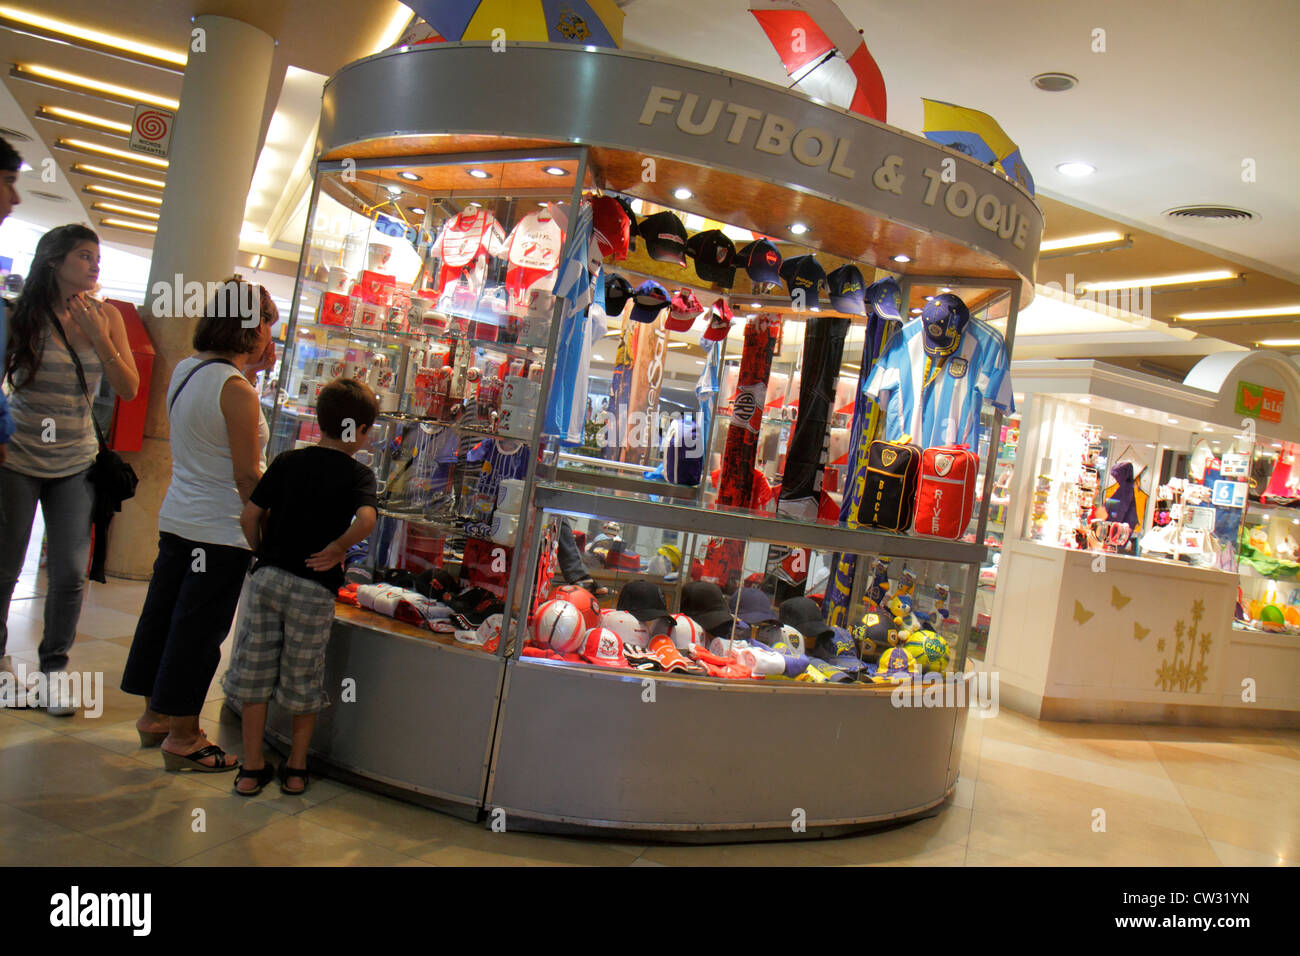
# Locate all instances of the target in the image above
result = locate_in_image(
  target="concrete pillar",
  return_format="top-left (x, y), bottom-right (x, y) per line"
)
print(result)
top-left (107, 15), bottom-right (275, 578)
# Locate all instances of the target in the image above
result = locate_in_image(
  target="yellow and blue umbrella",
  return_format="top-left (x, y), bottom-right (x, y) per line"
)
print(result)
top-left (403, 1), bottom-right (624, 47)
top-left (922, 98), bottom-right (1034, 195)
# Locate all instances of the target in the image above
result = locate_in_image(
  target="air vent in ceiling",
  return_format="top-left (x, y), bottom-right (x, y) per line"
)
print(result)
top-left (1164, 205), bottom-right (1257, 222)
top-left (29, 190), bottom-right (68, 202)
top-left (0, 127), bottom-right (32, 142)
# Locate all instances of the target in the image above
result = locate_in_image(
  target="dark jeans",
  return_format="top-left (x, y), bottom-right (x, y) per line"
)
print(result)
top-left (0, 466), bottom-right (94, 672)
top-left (121, 532), bottom-right (251, 716)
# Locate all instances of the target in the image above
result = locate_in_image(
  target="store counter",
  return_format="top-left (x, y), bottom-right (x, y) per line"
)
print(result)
top-left (986, 539), bottom-right (1300, 726)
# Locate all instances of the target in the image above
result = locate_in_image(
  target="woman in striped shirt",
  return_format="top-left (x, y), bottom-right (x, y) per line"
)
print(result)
top-left (0, 224), bottom-right (138, 714)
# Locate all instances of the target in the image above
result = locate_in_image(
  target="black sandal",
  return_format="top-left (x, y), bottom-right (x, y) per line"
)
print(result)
top-left (161, 744), bottom-right (238, 773)
top-left (278, 763), bottom-right (309, 795)
top-left (233, 763), bottom-right (276, 797)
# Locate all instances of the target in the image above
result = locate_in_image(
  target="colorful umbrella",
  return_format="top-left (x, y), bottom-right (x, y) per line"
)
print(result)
top-left (921, 98), bottom-right (1035, 195)
top-left (401, 1), bottom-right (624, 47)
top-left (749, 0), bottom-right (887, 122)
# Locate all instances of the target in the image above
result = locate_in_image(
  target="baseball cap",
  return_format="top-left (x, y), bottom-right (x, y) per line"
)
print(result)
top-left (731, 586), bottom-right (778, 626)
top-left (665, 288), bottom-right (703, 332)
top-left (581, 626), bottom-right (629, 668)
top-left (614, 196), bottom-right (639, 252)
top-left (591, 195), bottom-right (631, 261)
top-left (867, 276), bottom-right (903, 321)
top-left (779, 255), bottom-right (826, 309)
top-left (700, 297), bottom-right (734, 342)
top-left (868, 646), bottom-right (918, 683)
top-left (737, 238), bottom-right (782, 285)
top-left (604, 272), bottom-right (633, 317)
top-left (681, 581), bottom-right (734, 635)
top-left (617, 579), bottom-right (672, 624)
top-left (638, 210), bottom-right (688, 266)
top-left (779, 596), bottom-right (834, 645)
top-left (826, 264), bottom-right (867, 315)
top-left (922, 292), bottom-right (971, 360)
top-left (685, 229), bottom-right (737, 287)
top-left (855, 611), bottom-right (892, 663)
top-left (813, 625), bottom-right (864, 672)
top-left (629, 280), bottom-right (670, 324)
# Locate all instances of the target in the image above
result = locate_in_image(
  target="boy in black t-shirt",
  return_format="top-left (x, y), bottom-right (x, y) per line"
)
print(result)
top-left (223, 378), bottom-right (379, 796)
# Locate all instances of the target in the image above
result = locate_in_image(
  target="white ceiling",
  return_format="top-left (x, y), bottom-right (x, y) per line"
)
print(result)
top-left (619, 0), bottom-right (1300, 281)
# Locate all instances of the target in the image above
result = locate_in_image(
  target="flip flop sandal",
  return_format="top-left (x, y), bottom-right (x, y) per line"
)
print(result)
top-left (137, 729), bottom-right (167, 747)
top-left (233, 763), bottom-right (277, 797)
top-left (161, 744), bottom-right (238, 773)
top-left (279, 763), bottom-right (309, 796)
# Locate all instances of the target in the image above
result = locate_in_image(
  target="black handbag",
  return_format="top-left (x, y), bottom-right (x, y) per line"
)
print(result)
top-left (49, 318), bottom-right (138, 583)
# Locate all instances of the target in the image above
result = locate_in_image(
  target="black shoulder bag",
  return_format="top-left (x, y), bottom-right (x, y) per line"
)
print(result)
top-left (49, 318), bottom-right (139, 583)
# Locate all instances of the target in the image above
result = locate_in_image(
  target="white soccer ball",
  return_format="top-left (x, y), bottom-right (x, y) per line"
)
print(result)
top-left (532, 600), bottom-right (585, 653)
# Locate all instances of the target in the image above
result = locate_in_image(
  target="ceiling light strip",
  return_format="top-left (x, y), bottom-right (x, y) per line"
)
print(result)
top-left (36, 105), bottom-right (132, 138)
top-left (72, 163), bottom-right (165, 190)
top-left (11, 64), bottom-right (179, 111)
top-left (99, 216), bottom-right (157, 234)
top-left (1175, 305), bottom-right (1300, 321)
top-left (0, 6), bottom-right (186, 70)
top-left (55, 137), bottom-right (169, 169)
top-left (83, 183), bottom-right (162, 206)
top-left (1074, 269), bottom-right (1238, 293)
top-left (91, 200), bottom-right (160, 221)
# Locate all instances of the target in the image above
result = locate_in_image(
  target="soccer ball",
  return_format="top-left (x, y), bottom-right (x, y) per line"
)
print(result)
top-left (549, 584), bottom-right (601, 630)
top-left (600, 609), bottom-right (647, 648)
top-left (670, 614), bottom-right (706, 650)
top-left (903, 630), bottom-right (950, 673)
top-left (532, 600), bottom-right (585, 653)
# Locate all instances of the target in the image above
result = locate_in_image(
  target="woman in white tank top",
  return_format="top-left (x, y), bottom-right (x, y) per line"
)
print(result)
top-left (121, 278), bottom-right (277, 772)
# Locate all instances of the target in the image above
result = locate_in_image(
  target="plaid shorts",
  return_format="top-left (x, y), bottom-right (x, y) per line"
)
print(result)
top-left (221, 566), bottom-right (335, 714)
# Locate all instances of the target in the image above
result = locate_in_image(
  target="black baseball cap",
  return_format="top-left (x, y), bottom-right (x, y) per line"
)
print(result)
top-left (681, 581), bottom-right (734, 635)
top-left (730, 586), bottom-right (778, 626)
top-left (827, 264), bottom-right (867, 315)
top-left (685, 229), bottom-right (737, 287)
top-left (779, 596), bottom-right (834, 644)
top-left (618, 580), bottom-right (672, 624)
top-left (638, 210), bottom-right (688, 266)
top-left (604, 272), bottom-right (633, 317)
top-left (737, 239), bottom-right (782, 285)
top-left (779, 255), bottom-right (826, 309)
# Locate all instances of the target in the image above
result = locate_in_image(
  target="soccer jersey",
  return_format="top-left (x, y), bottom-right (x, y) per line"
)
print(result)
top-left (544, 200), bottom-right (598, 443)
top-left (432, 208), bottom-right (506, 294)
top-left (864, 317), bottom-right (1012, 449)
top-left (504, 204), bottom-right (566, 302)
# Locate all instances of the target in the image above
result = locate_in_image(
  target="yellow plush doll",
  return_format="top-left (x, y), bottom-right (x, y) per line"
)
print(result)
top-left (1247, 526), bottom-right (1272, 557)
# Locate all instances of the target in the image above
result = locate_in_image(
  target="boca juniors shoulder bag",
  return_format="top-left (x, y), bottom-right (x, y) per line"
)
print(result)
top-left (858, 436), bottom-right (922, 532)
top-left (914, 444), bottom-right (980, 539)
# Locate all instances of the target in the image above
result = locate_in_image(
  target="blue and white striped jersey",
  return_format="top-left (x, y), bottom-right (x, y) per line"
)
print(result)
top-left (863, 318), bottom-right (1012, 449)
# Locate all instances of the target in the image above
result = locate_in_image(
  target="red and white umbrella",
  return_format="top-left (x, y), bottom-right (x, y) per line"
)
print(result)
top-left (749, 0), bottom-right (887, 122)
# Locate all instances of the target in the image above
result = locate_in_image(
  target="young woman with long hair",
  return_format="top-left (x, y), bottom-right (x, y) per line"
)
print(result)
top-left (0, 224), bottom-right (138, 714)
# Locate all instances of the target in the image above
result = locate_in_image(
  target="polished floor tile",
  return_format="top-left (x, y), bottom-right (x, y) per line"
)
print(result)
top-left (1, 575), bottom-right (1297, 865)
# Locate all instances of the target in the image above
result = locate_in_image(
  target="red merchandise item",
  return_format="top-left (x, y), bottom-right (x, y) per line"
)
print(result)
top-left (336, 583), bottom-right (360, 606)
top-left (319, 292), bottom-right (353, 326)
top-left (590, 195), bottom-right (631, 260)
top-left (357, 270), bottom-right (396, 305)
top-left (914, 445), bottom-right (980, 539)
top-left (462, 537), bottom-right (510, 599)
top-left (432, 207), bottom-right (507, 294)
top-left (549, 584), bottom-right (601, 631)
top-left (504, 204), bottom-right (566, 302)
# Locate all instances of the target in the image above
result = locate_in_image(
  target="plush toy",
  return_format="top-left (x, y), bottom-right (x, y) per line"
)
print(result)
top-left (1277, 535), bottom-right (1298, 562)
top-left (1246, 526), bottom-right (1272, 557)
top-left (865, 557), bottom-right (892, 608)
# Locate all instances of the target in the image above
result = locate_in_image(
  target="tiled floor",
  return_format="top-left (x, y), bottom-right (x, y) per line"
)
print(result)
top-left (2, 560), bottom-right (1298, 866)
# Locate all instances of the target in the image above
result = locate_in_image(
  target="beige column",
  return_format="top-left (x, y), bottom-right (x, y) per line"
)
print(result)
top-left (108, 15), bottom-right (275, 578)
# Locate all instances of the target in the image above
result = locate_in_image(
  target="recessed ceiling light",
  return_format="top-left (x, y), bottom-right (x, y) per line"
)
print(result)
top-left (909, 308), bottom-right (921, 315)
top-left (1056, 161), bottom-right (1096, 177)
top-left (83, 184), bottom-right (162, 206)
top-left (0, 9), bottom-right (187, 69)
top-left (1032, 72), bottom-right (1077, 92)
top-left (750, 302), bottom-right (762, 308)
top-left (98, 215), bottom-right (156, 234)
top-left (940, 287), bottom-right (951, 293)
top-left (72, 162), bottom-right (165, 190)
top-left (386, 185), bottom-right (403, 196)
top-left (467, 168), bottom-right (490, 179)
top-left (13, 63), bottom-right (179, 110)
top-left (1177, 305), bottom-right (1300, 321)
top-left (789, 222), bottom-right (808, 235)
top-left (1039, 230), bottom-right (1126, 252)
top-left (924, 295), bottom-right (933, 301)
top-left (1077, 269), bottom-right (1237, 293)
top-left (408, 207), bottom-right (425, 216)
top-left (397, 171), bottom-right (420, 181)
top-left (892, 254), bottom-right (911, 263)
top-left (542, 166), bottom-right (567, 176)
top-left (673, 187), bottom-right (692, 200)
top-left (56, 137), bottom-right (168, 169)
top-left (36, 105), bottom-right (131, 136)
